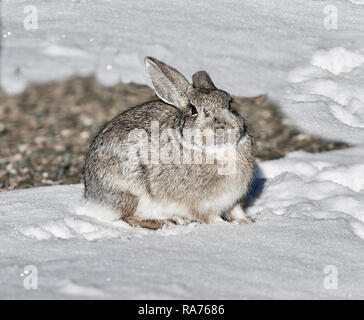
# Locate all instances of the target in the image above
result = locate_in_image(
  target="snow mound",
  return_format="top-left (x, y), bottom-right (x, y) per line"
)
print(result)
top-left (58, 280), bottom-right (107, 298)
top-left (311, 47), bottom-right (364, 75)
top-left (281, 47), bottom-right (364, 144)
top-left (347, 0), bottom-right (364, 5)
top-left (250, 147), bottom-right (364, 240)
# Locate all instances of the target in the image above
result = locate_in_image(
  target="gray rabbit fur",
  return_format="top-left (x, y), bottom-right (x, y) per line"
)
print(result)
top-left (84, 57), bottom-right (256, 229)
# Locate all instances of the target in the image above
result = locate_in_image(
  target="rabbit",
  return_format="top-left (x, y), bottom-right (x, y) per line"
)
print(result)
top-left (84, 57), bottom-right (256, 230)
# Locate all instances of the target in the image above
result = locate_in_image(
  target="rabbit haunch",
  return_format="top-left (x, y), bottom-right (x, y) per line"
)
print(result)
top-left (84, 57), bottom-right (256, 229)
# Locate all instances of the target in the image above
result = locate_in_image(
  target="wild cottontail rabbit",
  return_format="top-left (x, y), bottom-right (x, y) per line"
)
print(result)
top-left (84, 57), bottom-right (256, 229)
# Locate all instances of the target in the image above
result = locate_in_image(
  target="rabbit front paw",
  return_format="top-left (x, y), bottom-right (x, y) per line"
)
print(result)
top-left (236, 216), bottom-right (255, 224)
top-left (226, 203), bottom-right (255, 224)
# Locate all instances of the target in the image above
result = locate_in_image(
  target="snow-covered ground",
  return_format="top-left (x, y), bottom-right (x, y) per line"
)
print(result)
top-left (1, 147), bottom-right (364, 299)
top-left (1, 0), bottom-right (364, 299)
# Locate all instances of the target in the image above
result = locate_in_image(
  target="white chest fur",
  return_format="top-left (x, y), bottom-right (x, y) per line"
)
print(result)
top-left (199, 180), bottom-right (247, 214)
top-left (135, 195), bottom-right (192, 220)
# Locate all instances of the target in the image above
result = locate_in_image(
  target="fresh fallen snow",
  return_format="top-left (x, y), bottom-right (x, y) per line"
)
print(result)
top-left (1, 0), bottom-right (364, 299)
top-left (1, 146), bottom-right (364, 299)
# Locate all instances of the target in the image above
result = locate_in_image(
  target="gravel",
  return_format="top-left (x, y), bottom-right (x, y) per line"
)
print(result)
top-left (0, 76), bottom-right (348, 191)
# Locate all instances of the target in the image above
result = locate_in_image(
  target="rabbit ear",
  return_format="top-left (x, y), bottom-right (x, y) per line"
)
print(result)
top-left (192, 71), bottom-right (216, 90)
top-left (145, 57), bottom-right (191, 109)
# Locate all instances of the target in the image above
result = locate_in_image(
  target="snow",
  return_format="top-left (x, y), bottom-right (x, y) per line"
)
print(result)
top-left (2, 0), bottom-right (364, 142)
top-left (1, 146), bottom-right (364, 299)
top-left (310, 47), bottom-right (364, 76)
top-left (282, 46), bottom-right (364, 143)
top-left (252, 147), bottom-right (364, 231)
top-left (1, 0), bottom-right (364, 299)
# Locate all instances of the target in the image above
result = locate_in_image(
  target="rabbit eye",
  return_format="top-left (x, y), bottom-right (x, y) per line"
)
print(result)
top-left (189, 104), bottom-right (198, 116)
